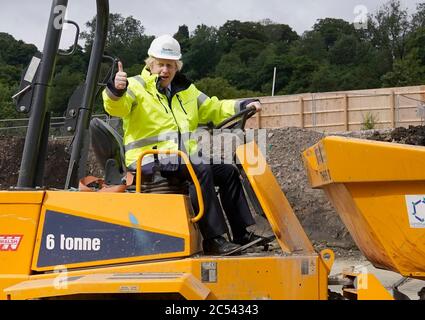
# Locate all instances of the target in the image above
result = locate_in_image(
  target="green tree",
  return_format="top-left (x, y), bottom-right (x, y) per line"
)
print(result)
top-left (367, 0), bottom-right (411, 61)
top-left (260, 19), bottom-right (299, 47)
top-left (217, 20), bottom-right (267, 52)
top-left (312, 18), bottom-right (357, 49)
top-left (0, 81), bottom-right (18, 119)
top-left (231, 39), bottom-right (265, 64)
top-left (55, 45), bottom-right (88, 75)
top-left (82, 14), bottom-right (144, 48)
top-left (0, 32), bottom-right (38, 67)
top-left (81, 14), bottom-right (152, 67)
top-left (174, 25), bottom-right (190, 55)
top-left (329, 35), bottom-right (362, 65)
top-left (0, 33), bottom-right (38, 119)
top-left (249, 45), bottom-right (294, 94)
top-left (406, 26), bottom-right (425, 65)
top-left (411, 3), bottom-right (425, 29)
top-left (0, 64), bottom-right (22, 85)
top-left (290, 31), bottom-right (328, 63)
top-left (281, 56), bottom-right (319, 94)
top-left (183, 25), bottom-right (221, 80)
top-left (381, 53), bottom-right (425, 87)
top-left (215, 52), bottom-right (249, 88)
top-left (48, 67), bottom-right (85, 116)
top-left (194, 77), bottom-right (260, 99)
top-left (310, 64), bottom-right (341, 92)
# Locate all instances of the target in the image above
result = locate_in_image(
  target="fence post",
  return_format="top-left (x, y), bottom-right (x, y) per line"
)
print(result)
top-left (390, 90), bottom-right (396, 128)
top-left (421, 85), bottom-right (425, 104)
top-left (343, 94), bottom-right (349, 131)
top-left (299, 97), bottom-right (304, 128)
top-left (256, 111), bottom-right (261, 129)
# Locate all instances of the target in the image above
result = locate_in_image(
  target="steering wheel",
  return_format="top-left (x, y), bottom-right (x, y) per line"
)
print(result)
top-left (214, 105), bottom-right (257, 130)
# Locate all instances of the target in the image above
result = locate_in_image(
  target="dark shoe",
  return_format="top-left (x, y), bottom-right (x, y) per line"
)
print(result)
top-left (233, 232), bottom-right (263, 246)
top-left (203, 236), bottom-right (241, 255)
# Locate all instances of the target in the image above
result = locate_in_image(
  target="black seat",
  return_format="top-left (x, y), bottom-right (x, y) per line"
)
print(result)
top-left (90, 117), bottom-right (188, 194)
top-left (90, 117), bottom-right (126, 185)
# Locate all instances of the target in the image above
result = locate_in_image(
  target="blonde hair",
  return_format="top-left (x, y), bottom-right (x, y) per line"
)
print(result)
top-left (145, 56), bottom-right (183, 71)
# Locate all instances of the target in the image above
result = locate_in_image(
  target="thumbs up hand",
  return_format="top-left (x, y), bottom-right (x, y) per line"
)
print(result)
top-left (114, 61), bottom-right (128, 90)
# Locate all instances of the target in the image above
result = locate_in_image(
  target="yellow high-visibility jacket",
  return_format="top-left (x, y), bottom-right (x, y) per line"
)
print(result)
top-left (102, 67), bottom-right (245, 169)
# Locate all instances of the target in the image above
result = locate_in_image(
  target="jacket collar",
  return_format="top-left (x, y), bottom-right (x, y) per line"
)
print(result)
top-left (141, 66), bottom-right (192, 96)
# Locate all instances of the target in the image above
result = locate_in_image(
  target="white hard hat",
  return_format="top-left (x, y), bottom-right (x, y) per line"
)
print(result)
top-left (148, 34), bottom-right (182, 60)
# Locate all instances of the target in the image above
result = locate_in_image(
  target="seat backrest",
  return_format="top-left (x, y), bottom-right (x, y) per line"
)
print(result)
top-left (90, 117), bottom-right (189, 194)
top-left (90, 117), bottom-right (126, 175)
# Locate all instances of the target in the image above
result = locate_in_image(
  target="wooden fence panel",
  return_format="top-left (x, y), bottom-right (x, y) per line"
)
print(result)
top-left (246, 85), bottom-right (425, 131)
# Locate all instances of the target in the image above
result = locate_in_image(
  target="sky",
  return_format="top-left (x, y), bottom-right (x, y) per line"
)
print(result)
top-left (0, 0), bottom-right (421, 51)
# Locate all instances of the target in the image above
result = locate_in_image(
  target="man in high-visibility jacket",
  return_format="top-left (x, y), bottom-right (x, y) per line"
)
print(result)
top-left (102, 34), bottom-right (262, 255)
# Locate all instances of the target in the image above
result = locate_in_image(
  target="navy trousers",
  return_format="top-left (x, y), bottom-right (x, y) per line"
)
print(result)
top-left (162, 163), bottom-right (255, 240)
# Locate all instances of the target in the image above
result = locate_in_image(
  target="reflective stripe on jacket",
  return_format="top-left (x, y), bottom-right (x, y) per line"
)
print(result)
top-left (102, 67), bottom-right (243, 168)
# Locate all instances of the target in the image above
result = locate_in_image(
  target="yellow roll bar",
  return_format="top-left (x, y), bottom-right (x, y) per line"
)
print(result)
top-left (135, 150), bottom-right (204, 223)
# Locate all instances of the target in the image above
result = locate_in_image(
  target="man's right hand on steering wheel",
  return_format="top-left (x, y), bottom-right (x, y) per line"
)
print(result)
top-left (213, 99), bottom-right (261, 130)
top-left (246, 100), bottom-right (262, 113)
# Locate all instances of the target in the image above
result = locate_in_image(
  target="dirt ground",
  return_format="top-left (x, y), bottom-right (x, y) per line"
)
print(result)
top-left (1, 125), bottom-right (425, 260)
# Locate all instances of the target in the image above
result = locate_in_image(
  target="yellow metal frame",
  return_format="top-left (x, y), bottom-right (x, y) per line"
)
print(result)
top-left (135, 149), bottom-right (204, 223)
top-left (342, 272), bottom-right (394, 300)
top-left (5, 272), bottom-right (210, 300)
top-left (303, 136), bottom-right (425, 280)
top-left (303, 136), bottom-right (425, 187)
top-left (1, 141), bottom-right (337, 300)
top-left (236, 141), bottom-right (314, 254)
top-left (4, 254), bottom-right (330, 300)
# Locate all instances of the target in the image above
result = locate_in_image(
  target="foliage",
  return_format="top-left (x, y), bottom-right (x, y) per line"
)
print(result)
top-left (194, 77), bottom-right (261, 99)
top-left (382, 53), bottom-right (425, 87)
top-left (312, 18), bottom-right (357, 49)
top-left (0, 32), bottom-right (37, 66)
top-left (81, 14), bottom-right (153, 68)
top-left (182, 25), bottom-right (222, 80)
top-left (367, 0), bottom-right (410, 61)
top-left (362, 112), bottom-right (379, 130)
top-left (0, 81), bottom-right (18, 119)
top-left (3, 1), bottom-right (425, 121)
top-left (48, 67), bottom-right (85, 116)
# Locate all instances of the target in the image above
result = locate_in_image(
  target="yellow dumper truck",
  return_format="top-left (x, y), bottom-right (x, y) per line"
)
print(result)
top-left (1, 0), bottom-right (424, 300)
